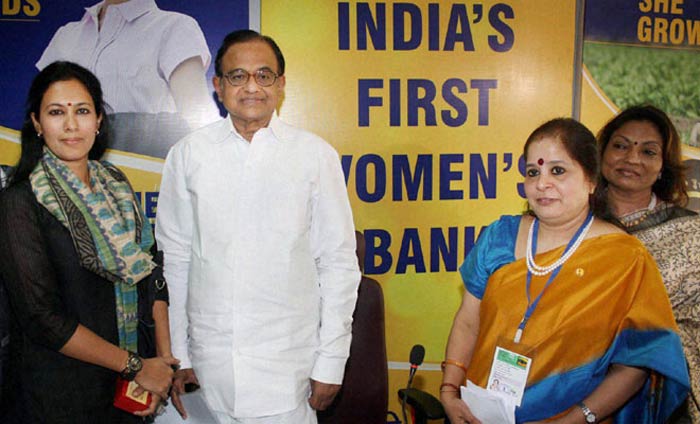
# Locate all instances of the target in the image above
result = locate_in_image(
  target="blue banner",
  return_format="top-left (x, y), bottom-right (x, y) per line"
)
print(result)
top-left (585, 0), bottom-right (700, 49)
top-left (0, 0), bottom-right (248, 130)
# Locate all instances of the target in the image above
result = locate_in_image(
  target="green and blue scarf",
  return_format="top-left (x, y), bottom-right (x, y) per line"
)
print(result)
top-left (30, 148), bottom-right (154, 352)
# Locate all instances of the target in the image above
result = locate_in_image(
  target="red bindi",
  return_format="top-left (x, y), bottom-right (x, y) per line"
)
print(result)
top-left (67, 102), bottom-right (72, 106)
top-left (537, 158), bottom-right (544, 165)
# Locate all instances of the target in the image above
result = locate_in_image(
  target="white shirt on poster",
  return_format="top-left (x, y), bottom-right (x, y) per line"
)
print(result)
top-left (155, 115), bottom-right (360, 417)
top-left (36, 0), bottom-right (211, 115)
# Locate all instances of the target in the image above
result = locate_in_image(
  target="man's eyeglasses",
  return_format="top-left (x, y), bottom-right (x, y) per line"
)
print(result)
top-left (223, 69), bottom-right (279, 87)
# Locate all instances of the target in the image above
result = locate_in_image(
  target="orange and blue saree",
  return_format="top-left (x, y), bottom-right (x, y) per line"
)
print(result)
top-left (460, 215), bottom-right (689, 423)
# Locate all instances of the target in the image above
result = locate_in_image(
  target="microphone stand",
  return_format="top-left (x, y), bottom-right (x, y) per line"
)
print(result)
top-left (401, 345), bottom-right (424, 424)
top-left (401, 366), bottom-right (418, 424)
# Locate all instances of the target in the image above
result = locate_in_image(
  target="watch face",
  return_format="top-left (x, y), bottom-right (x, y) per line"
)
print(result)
top-left (128, 354), bottom-right (143, 372)
top-left (121, 352), bottom-right (143, 381)
top-left (586, 413), bottom-right (596, 423)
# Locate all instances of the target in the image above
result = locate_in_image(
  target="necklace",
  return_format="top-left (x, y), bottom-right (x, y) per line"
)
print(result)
top-left (619, 193), bottom-right (657, 229)
top-left (526, 213), bottom-right (594, 276)
top-left (515, 212), bottom-right (595, 343)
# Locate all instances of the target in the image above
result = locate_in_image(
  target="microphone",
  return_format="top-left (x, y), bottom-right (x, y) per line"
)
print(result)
top-left (407, 344), bottom-right (425, 389)
top-left (402, 344), bottom-right (425, 424)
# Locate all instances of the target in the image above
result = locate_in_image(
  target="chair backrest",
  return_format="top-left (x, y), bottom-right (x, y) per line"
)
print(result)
top-left (317, 231), bottom-right (388, 424)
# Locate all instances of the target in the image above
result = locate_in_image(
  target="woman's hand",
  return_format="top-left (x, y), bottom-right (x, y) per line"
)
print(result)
top-left (440, 291), bottom-right (482, 423)
top-left (524, 415), bottom-right (580, 424)
top-left (134, 356), bottom-right (179, 399)
top-left (440, 390), bottom-right (482, 424)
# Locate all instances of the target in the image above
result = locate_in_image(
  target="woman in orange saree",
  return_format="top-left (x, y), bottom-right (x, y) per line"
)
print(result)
top-left (440, 118), bottom-right (689, 424)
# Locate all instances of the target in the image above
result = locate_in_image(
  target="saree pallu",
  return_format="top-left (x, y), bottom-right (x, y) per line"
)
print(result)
top-left (635, 214), bottom-right (700, 422)
top-left (465, 230), bottom-right (689, 423)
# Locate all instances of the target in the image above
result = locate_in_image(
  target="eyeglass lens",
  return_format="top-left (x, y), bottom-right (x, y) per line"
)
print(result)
top-left (225, 69), bottom-right (277, 87)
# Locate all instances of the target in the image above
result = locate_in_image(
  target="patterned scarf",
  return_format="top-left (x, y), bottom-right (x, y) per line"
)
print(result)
top-left (30, 148), bottom-right (154, 351)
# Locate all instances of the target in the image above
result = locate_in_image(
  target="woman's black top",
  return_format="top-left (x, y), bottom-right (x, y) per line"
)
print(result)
top-left (0, 181), bottom-right (166, 424)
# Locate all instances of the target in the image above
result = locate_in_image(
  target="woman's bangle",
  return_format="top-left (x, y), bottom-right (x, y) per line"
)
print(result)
top-left (441, 359), bottom-right (468, 374)
top-left (440, 382), bottom-right (461, 398)
top-left (440, 382), bottom-right (460, 392)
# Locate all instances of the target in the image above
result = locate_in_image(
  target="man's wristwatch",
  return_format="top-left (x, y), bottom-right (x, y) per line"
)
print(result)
top-left (578, 402), bottom-right (597, 423)
top-left (120, 350), bottom-right (143, 381)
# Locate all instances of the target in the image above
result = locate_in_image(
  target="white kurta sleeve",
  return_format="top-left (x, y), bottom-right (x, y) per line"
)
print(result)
top-left (309, 142), bottom-right (361, 384)
top-left (155, 143), bottom-right (194, 369)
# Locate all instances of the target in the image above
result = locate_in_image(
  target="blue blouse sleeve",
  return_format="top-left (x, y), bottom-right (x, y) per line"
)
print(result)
top-left (459, 215), bottom-right (520, 299)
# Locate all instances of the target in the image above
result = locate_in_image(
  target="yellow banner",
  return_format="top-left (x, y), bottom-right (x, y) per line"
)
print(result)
top-left (263, 0), bottom-right (578, 412)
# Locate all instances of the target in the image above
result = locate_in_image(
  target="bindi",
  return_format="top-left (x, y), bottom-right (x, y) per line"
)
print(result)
top-left (67, 102), bottom-right (72, 106)
top-left (537, 158), bottom-right (544, 165)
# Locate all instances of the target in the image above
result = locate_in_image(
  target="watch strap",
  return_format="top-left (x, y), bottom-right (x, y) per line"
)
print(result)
top-left (120, 350), bottom-right (142, 381)
top-left (578, 402), bottom-right (597, 423)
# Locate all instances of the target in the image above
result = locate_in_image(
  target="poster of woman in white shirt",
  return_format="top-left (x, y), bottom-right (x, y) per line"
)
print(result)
top-left (1, 0), bottom-right (249, 159)
top-left (36, 0), bottom-right (221, 158)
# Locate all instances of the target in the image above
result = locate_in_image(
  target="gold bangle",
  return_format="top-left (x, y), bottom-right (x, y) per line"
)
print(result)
top-left (439, 382), bottom-right (461, 398)
top-left (440, 382), bottom-right (460, 392)
top-left (441, 359), bottom-right (468, 374)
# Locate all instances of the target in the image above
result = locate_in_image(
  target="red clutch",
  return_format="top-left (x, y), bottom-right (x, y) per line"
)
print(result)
top-left (114, 377), bottom-right (152, 413)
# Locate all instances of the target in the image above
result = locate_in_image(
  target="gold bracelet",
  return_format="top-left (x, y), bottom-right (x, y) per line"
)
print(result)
top-left (440, 383), bottom-right (459, 391)
top-left (440, 383), bottom-right (462, 398)
top-left (441, 359), bottom-right (468, 374)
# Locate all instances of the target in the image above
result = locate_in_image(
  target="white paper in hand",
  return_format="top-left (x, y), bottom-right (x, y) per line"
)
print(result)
top-left (460, 380), bottom-right (516, 424)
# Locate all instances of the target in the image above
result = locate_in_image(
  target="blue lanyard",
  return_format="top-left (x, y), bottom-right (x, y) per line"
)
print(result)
top-left (514, 212), bottom-right (594, 343)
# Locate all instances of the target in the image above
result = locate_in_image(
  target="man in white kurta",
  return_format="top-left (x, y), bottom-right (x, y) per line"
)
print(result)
top-left (155, 30), bottom-right (360, 424)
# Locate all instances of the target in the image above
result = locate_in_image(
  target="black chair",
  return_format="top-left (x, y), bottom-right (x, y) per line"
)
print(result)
top-left (318, 230), bottom-right (447, 424)
top-left (398, 388), bottom-right (449, 424)
top-left (317, 231), bottom-right (388, 424)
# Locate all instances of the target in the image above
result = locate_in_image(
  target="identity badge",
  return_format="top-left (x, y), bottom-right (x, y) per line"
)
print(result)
top-left (487, 346), bottom-right (532, 406)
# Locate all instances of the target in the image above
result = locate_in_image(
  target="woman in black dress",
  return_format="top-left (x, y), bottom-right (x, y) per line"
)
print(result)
top-left (0, 61), bottom-right (177, 423)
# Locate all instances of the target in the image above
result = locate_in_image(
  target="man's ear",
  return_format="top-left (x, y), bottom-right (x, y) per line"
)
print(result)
top-left (213, 76), bottom-right (223, 102)
top-left (277, 75), bottom-right (286, 91)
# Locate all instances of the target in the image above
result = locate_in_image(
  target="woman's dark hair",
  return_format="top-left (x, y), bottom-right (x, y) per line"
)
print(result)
top-left (524, 118), bottom-right (614, 221)
top-left (214, 29), bottom-right (285, 77)
top-left (12, 61), bottom-right (110, 185)
top-left (597, 105), bottom-right (687, 206)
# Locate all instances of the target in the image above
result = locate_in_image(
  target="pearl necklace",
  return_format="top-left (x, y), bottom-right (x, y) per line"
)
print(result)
top-left (526, 215), bottom-right (594, 276)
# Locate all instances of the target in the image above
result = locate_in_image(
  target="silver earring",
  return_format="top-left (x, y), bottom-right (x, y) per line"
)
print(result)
top-left (657, 173), bottom-right (662, 181)
top-left (96, 129), bottom-right (100, 135)
top-left (37, 132), bottom-right (42, 138)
